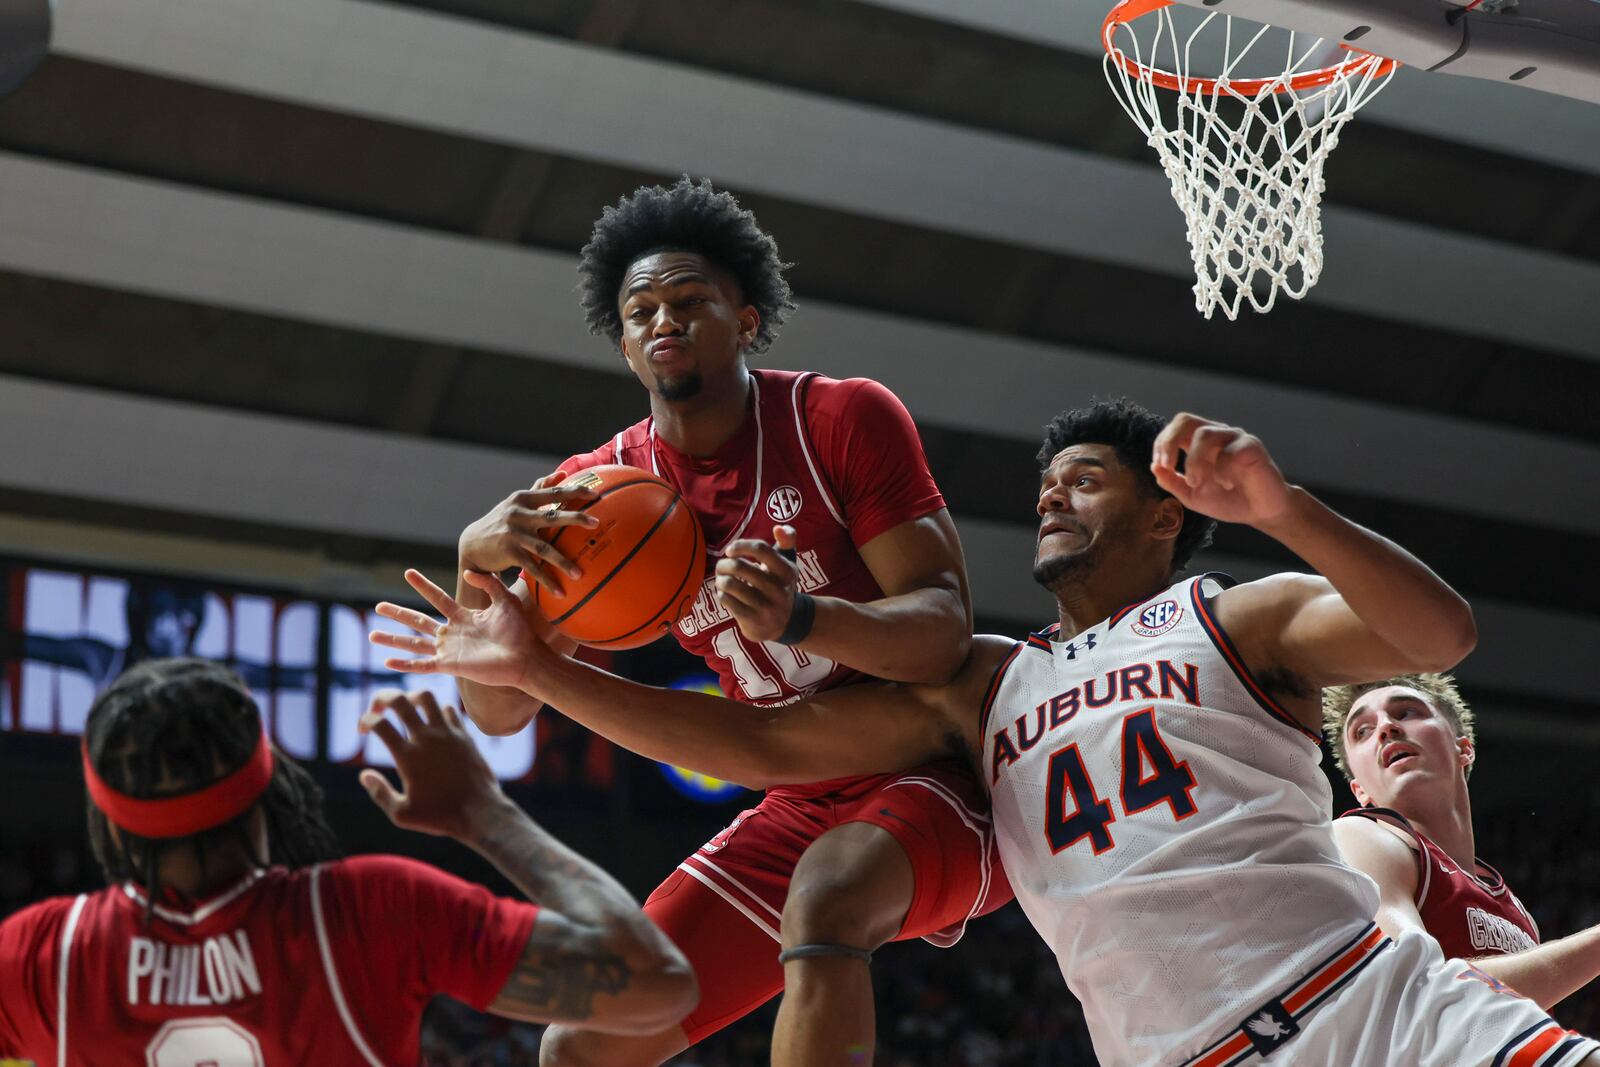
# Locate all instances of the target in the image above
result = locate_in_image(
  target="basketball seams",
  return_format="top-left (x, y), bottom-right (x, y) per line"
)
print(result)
top-left (585, 495), bottom-right (705, 647)
top-left (534, 467), bottom-right (708, 648)
top-left (546, 489), bottom-right (683, 627)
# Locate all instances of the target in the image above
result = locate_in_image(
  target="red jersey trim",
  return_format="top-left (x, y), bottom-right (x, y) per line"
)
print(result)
top-left (1188, 575), bottom-right (1321, 744)
top-left (977, 641), bottom-right (1025, 738)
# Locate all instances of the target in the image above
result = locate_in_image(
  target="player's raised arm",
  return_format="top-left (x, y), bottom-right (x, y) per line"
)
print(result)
top-left (716, 379), bottom-right (971, 684)
top-left (371, 570), bottom-right (990, 789)
top-left (358, 691), bottom-right (697, 1034)
top-left (1151, 413), bottom-right (1477, 706)
top-left (452, 473), bottom-right (597, 735)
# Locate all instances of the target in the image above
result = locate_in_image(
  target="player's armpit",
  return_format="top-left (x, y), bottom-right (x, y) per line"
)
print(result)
top-left (488, 910), bottom-right (697, 1035)
top-left (1213, 573), bottom-right (1453, 700)
top-left (1331, 816), bottom-right (1427, 942)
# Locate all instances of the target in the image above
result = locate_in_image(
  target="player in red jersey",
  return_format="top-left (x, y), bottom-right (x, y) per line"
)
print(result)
top-left (1326, 674), bottom-right (1600, 1010)
top-left (0, 658), bottom-right (694, 1066)
top-left (439, 178), bottom-right (1008, 1067)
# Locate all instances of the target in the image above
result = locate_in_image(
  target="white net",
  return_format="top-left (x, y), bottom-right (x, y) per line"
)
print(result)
top-left (1103, 3), bottom-right (1396, 319)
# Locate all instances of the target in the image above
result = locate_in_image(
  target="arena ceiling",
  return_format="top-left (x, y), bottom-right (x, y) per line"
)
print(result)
top-left (1, 0), bottom-right (1597, 736)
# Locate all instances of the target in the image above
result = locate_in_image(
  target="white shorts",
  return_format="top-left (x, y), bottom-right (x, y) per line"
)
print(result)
top-left (1180, 925), bottom-right (1599, 1067)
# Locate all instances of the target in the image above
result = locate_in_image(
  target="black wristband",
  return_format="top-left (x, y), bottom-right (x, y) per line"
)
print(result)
top-left (776, 592), bottom-right (816, 646)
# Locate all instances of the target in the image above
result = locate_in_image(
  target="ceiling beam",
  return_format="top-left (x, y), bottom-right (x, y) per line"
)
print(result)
top-left (0, 373), bottom-right (1591, 705)
top-left (2, 153), bottom-right (1598, 536)
top-left (49, 0), bottom-right (1600, 358)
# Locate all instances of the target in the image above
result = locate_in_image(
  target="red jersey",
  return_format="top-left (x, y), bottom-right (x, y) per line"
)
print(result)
top-left (1340, 807), bottom-right (1539, 959)
top-left (559, 369), bottom-right (945, 711)
top-left (0, 856), bottom-right (537, 1067)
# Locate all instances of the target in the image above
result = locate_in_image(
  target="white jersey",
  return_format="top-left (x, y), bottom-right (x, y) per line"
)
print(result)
top-left (981, 574), bottom-right (1379, 1066)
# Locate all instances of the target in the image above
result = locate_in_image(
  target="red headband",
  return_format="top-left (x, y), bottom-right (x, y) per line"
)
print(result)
top-left (83, 729), bottom-right (275, 839)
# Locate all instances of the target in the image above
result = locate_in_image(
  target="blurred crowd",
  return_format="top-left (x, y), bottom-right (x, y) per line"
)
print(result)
top-left (5, 798), bottom-right (1597, 1066)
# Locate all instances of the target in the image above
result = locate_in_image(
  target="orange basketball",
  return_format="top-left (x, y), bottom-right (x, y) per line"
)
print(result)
top-left (527, 465), bottom-right (706, 650)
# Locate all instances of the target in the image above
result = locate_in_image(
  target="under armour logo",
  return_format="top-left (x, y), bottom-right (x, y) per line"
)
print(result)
top-left (1062, 632), bottom-right (1097, 660)
top-left (1239, 1000), bottom-right (1299, 1054)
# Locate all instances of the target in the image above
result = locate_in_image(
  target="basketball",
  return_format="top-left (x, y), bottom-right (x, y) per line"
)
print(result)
top-left (527, 465), bottom-right (706, 650)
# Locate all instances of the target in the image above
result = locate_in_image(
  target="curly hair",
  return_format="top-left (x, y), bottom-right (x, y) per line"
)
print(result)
top-left (1036, 398), bottom-right (1217, 574)
top-left (1322, 673), bottom-right (1476, 781)
top-left (578, 177), bottom-right (795, 353)
top-left (85, 658), bottom-right (340, 920)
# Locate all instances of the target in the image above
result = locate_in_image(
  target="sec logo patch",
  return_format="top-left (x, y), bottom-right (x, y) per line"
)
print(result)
top-left (1131, 599), bottom-right (1183, 637)
top-left (766, 485), bottom-right (803, 523)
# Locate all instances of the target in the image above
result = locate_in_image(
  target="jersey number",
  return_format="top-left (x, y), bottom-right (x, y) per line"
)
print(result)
top-left (1045, 708), bottom-right (1197, 855)
top-left (145, 1017), bottom-right (265, 1066)
top-left (712, 628), bottom-right (835, 699)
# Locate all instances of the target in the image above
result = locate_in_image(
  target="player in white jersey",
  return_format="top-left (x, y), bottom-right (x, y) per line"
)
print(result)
top-left (375, 399), bottom-right (1600, 1067)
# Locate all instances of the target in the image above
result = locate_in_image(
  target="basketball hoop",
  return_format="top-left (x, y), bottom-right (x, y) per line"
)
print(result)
top-left (1102, 0), bottom-right (1399, 319)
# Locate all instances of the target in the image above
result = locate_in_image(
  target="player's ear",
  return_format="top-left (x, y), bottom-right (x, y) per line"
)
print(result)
top-left (737, 305), bottom-right (760, 349)
top-left (1349, 777), bottom-right (1372, 807)
top-left (1150, 495), bottom-right (1184, 543)
top-left (1458, 737), bottom-right (1475, 773)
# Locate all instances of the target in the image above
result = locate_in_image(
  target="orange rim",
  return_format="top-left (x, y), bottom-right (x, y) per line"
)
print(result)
top-left (1102, 0), bottom-right (1398, 96)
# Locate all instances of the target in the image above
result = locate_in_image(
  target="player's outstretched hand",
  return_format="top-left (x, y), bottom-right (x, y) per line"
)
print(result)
top-left (459, 472), bottom-right (599, 592)
top-left (716, 525), bottom-right (801, 643)
top-left (358, 690), bottom-right (505, 840)
top-left (1151, 413), bottom-right (1294, 528)
top-left (370, 569), bottom-right (542, 690)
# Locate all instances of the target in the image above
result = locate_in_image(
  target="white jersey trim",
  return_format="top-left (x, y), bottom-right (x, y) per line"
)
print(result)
top-left (674, 862), bottom-right (781, 941)
top-left (789, 373), bottom-right (846, 528)
top-left (647, 375), bottom-right (766, 553)
top-left (309, 864), bottom-right (386, 1067)
top-left (685, 854), bottom-right (783, 922)
top-left (884, 776), bottom-right (996, 947)
top-left (54, 893), bottom-right (88, 1067)
top-left (121, 869), bottom-right (266, 927)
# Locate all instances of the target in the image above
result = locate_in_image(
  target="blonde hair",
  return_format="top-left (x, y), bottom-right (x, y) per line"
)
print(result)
top-left (1322, 673), bottom-right (1476, 781)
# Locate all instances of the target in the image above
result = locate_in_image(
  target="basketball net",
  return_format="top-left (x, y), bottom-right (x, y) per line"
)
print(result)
top-left (1102, 0), bottom-right (1397, 319)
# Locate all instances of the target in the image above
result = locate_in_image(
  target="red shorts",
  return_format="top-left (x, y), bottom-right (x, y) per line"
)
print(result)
top-left (643, 759), bottom-right (1013, 1043)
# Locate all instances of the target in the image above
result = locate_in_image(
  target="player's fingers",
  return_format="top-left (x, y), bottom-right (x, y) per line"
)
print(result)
top-left (714, 576), bottom-right (765, 614)
top-left (404, 569), bottom-right (467, 622)
top-left (408, 689), bottom-right (444, 728)
top-left (725, 539), bottom-right (795, 578)
top-left (1183, 425), bottom-right (1233, 487)
top-left (383, 655), bottom-right (441, 674)
top-left (716, 590), bottom-right (765, 633)
top-left (361, 715), bottom-right (409, 759)
top-left (507, 533), bottom-right (582, 581)
top-left (1150, 461), bottom-right (1195, 506)
top-left (1152, 413), bottom-right (1201, 472)
top-left (772, 524), bottom-right (798, 552)
top-left (509, 506), bottom-right (598, 533)
top-left (385, 692), bottom-right (428, 735)
top-left (368, 630), bottom-right (436, 655)
top-left (358, 769), bottom-right (405, 821)
top-left (374, 601), bottom-right (441, 637)
top-left (439, 702), bottom-right (463, 730)
top-left (461, 568), bottom-right (512, 603)
top-left (715, 557), bottom-right (786, 599)
top-left (511, 486), bottom-right (599, 511)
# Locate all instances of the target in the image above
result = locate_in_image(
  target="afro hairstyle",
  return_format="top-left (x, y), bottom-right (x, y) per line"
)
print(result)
top-left (578, 177), bottom-right (795, 353)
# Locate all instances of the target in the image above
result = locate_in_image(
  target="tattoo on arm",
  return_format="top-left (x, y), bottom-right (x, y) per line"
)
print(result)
top-left (501, 945), bottom-right (631, 1021)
